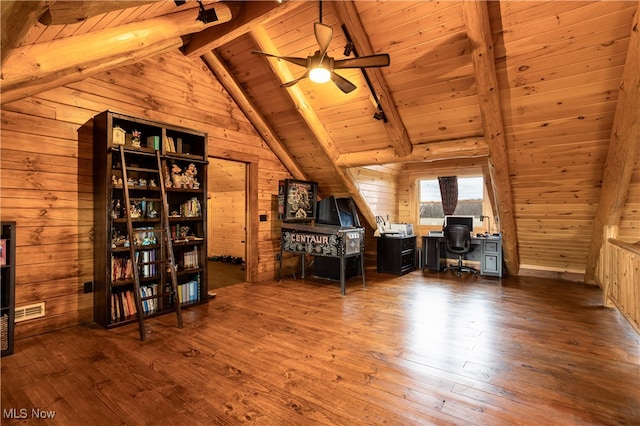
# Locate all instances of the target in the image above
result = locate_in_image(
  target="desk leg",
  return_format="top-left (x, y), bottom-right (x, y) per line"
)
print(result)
top-left (340, 255), bottom-right (346, 296)
top-left (278, 249), bottom-right (282, 281)
top-left (360, 254), bottom-right (366, 288)
top-left (423, 242), bottom-right (427, 271)
top-left (300, 253), bottom-right (305, 278)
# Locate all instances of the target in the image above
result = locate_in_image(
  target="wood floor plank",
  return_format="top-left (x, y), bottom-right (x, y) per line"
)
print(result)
top-left (1, 272), bottom-right (638, 425)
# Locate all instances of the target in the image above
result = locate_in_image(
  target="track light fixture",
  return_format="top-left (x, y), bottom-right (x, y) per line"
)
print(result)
top-left (373, 104), bottom-right (387, 122)
top-left (343, 41), bottom-right (354, 57)
top-left (341, 25), bottom-right (389, 122)
top-left (196, 0), bottom-right (218, 24)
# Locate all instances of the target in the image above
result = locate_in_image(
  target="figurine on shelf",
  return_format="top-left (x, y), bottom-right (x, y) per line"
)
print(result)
top-left (127, 177), bottom-right (136, 186)
top-left (171, 163), bottom-right (182, 188)
top-left (111, 230), bottom-right (128, 248)
top-left (184, 163), bottom-right (198, 189)
top-left (129, 203), bottom-right (141, 218)
top-left (111, 199), bottom-right (121, 219)
top-left (131, 130), bottom-right (141, 148)
top-left (149, 179), bottom-right (157, 188)
top-left (179, 226), bottom-right (190, 238)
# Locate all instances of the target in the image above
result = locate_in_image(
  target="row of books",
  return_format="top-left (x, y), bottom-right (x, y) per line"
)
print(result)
top-left (163, 135), bottom-right (183, 153)
top-left (112, 256), bottom-right (133, 281)
top-left (111, 290), bottom-right (136, 320)
top-left (110, 284), bottom-right (162, 321)
top-left (178, 197), bottom-right (201, 218)
top-left (138, 250), bottom-right (158, 278)
top-left (111, 250), bottom-right (158, 281)
top-left (182, 247), bottom-right (199, 270)
top-left (177, 276), bottom-right (200, 304)
top-left (140, 283), bottom-right (160, 313)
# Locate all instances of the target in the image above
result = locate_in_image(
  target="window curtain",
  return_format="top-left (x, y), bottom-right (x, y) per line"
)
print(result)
top-left (438, 176), bottom-right (458, 216)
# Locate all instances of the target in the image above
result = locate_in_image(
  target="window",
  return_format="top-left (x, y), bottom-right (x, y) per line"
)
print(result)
top-left (418, 177), bottom-right (484, 226)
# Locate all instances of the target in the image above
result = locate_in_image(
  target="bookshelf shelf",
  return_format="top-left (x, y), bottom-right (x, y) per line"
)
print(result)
top-left (92, 111), bottom-right (208, 329)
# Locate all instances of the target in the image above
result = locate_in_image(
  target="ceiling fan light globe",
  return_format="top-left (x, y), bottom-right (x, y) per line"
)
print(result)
top-left (309, 67), bottom-right (331, 84)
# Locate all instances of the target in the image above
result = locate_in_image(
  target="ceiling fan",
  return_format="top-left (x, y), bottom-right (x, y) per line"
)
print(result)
top-left (252, 1), bottom-right (390, 94)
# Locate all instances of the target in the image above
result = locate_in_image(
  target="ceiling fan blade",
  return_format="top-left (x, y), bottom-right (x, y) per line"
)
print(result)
top-left (334, 54), bottom-right (390, 69)
top-left (281, 70), bottom-right (310, 88)
top-left (251, 50), bottom-right (308, 68)
top-left (314, 22), bottom-right (333, 58)
top-left (330, 72), bottom-right (357, 94)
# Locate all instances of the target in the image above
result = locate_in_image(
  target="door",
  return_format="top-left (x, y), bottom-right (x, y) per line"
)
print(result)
top-left (207, 158), bottom-right (247, 288)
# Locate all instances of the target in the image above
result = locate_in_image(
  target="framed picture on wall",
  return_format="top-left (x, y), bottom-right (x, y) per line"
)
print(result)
top-left (280, 179), bottom-right (318, 223)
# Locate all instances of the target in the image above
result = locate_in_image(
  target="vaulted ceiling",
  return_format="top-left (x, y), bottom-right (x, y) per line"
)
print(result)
top-left (1, 0), bottom-right (638, 278)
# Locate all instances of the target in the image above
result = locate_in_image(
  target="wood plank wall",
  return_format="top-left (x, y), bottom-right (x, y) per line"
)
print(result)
top-left (349, 165), bottom-right (399, 222)
top-left (492, 1), bottom-right (639, 274)
top-left (618, 162), bottom-right (640, 243)
top-left (207, 158), bottom-right (246, 260)
top-left (0, 50), bottom-right (290, 338)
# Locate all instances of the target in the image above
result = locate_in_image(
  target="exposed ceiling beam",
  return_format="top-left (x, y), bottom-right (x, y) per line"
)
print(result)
top-left (250, 25), bottom-right (378, 228)
top-left (331, 0), bottom-right (413, 158)
top-left (201, 50), bottom-right (308, 181)
top-left (1, 1), bottom-right (48, 65)
top-left (38, 1), bottom-right (161, 25)
top-left (462, 1), bottom-right (520, 276)
top-left (585, 4), bottom-right (640, 283)
top-left (1, 3), bottom-right (237, 105)
top-left (182, 0), bottom-right (302, 57)
top-left (335, 137), bottom-right (488, 168)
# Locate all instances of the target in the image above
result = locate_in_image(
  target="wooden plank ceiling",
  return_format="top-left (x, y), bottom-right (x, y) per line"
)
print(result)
top-left (1, 0), bottom-right (638, 278)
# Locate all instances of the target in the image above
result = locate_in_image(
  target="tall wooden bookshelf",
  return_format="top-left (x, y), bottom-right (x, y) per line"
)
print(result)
top-left (93, 111), bottom-right (208, 329)
top-left (1, 222), bottom-right (16, 356)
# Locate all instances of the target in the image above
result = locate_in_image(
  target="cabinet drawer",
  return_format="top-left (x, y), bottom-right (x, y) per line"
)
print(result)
top-left (484, 241), bottom-right (499, 253)
top-left (401, 236), bottom-right (416, 251)
top-left (482, 254), bottom-right (499, 275)
top-left (401, 252), bottom-right (415, 269)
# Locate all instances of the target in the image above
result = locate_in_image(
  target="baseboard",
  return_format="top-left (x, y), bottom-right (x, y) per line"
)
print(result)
top-left (517, 265), bottom-right (587, 283)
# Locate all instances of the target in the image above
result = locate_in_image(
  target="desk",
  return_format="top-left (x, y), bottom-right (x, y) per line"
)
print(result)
top-left (422, 234), bottom-right (503, 277)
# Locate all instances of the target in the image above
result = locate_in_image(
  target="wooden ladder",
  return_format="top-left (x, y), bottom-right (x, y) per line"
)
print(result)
top-left (119, 146), bottom-right (183, 341)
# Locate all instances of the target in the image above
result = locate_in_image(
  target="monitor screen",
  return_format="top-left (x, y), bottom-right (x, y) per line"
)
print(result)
top-left (444, 215), bottom-right (474, 232)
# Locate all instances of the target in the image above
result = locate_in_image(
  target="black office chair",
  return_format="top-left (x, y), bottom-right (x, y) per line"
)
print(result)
top-left (444, 224), bottom-right (479, 276)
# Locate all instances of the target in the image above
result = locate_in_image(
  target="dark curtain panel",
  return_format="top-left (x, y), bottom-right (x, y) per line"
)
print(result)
top-left (438, 176), bottom-right (458, 216)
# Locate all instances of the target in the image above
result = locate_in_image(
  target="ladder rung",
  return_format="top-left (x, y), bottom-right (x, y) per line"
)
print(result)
top-left (137, 260), bottom-right (163, 266)
top-left (129, 197), bottom-right (163, 202)
top-left (134, 228), bottom-right (166, 233)
top-left (124, 166), bottom-right (160, 173)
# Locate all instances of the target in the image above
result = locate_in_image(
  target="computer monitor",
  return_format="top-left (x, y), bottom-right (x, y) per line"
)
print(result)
top-left (444, 215), bottom-right (474, 233)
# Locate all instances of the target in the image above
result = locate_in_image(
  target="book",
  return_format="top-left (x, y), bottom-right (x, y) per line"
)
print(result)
top-left (163, 135), bottom-right (176, 153)
top-left (146, 135), bottom-right (160, 151)
top-left (0, 239), bottom-right (5, 266)
top-left (125, 291), bottom-right (136, 316)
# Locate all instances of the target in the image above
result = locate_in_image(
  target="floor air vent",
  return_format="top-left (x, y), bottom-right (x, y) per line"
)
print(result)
top-left (15, 302), bottom-right (45, 323)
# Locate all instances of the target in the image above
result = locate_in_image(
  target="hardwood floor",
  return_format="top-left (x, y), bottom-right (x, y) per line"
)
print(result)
top-left (2, 271), bottom-right (639, 425)
top-left (208, 260), bottom-right (245, 289)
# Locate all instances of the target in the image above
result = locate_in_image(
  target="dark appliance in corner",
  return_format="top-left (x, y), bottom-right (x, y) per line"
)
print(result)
top-left (313, 196), bottom-right (363, 281)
